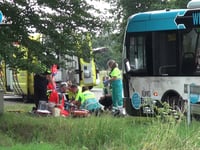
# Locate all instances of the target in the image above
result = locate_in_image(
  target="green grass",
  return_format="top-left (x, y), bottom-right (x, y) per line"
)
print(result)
top-left (1, 102), bottom-right (200, 150)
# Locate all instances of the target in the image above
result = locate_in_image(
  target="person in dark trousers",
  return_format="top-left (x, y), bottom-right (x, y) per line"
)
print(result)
top-left (33, 73), bottom-right (49, 110)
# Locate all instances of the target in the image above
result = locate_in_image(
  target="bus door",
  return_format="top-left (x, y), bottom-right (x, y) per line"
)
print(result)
top-left (153, 31), bottom-right (178, 76)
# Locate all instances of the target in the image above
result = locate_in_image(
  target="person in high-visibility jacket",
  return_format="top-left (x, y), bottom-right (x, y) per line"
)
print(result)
top-left (67, 84), bottom-right (82, 108)
top-left (104, 59), bottom-right (125, 115)
top-left (79, 86), bottom-right (102, 112)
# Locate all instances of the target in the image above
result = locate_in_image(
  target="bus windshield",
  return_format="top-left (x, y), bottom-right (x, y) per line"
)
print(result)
top-left (129, 36), bottom-right (146, 70)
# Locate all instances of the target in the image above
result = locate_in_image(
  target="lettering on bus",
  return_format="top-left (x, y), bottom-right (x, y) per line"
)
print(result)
top-left (175, 9), bottom-right (200, 28)
top-left (193, 12), bottom-right (200, 25)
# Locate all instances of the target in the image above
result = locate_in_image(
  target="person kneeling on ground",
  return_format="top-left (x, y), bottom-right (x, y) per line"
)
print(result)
top-left (67, 84), bottom-right (82, 103)
top-left (57, 82), bottom-right (70, 116)
top-left (77, 86), bottom-right (102, 113)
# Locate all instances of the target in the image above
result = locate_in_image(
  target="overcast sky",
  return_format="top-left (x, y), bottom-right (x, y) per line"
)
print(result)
top-left (86, 0), bottom-right (111, 18)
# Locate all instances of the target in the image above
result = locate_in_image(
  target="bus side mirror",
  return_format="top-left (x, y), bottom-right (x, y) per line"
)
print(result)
top-left (124, 58), bottom-right (131, 73)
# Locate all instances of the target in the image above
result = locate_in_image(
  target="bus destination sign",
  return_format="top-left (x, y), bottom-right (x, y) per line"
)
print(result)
top-left (175, 9), bottom-right (200, 28)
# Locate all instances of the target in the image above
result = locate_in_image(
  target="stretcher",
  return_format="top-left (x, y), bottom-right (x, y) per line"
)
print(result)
top-left (65, 101), bottom-right (90, 117)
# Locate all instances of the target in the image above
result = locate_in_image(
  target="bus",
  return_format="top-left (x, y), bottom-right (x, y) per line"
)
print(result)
top-left (122, 0), bottom-right (200, 116)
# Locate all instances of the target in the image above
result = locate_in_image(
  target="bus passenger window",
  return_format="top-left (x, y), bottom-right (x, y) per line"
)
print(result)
top-left (182, 52), bottom-right (196, 74)
top-left (182, 29), bottom-right (199, 74)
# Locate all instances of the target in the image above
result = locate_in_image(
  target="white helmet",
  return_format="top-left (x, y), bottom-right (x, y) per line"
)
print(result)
top-left (60, 82), bottom-right (68, 87)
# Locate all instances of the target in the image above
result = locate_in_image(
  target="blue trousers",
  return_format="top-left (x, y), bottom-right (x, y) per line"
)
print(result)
top-left (81, 99), bottom-right (101, 111)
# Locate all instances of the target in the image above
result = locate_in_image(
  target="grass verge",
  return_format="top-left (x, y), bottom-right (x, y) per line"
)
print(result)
top-left (1, 100), bottom-right (200, 149)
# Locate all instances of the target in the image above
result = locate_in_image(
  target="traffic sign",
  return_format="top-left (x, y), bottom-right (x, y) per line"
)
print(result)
top-left (0, 11), bottom-right (3, 23)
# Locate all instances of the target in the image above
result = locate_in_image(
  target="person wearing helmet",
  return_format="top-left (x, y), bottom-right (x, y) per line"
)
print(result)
top-left (57, 82), bottom-right (70, 117)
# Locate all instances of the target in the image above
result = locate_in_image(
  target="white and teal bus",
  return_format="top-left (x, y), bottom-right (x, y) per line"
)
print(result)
top-left (122, 0), bottom-right (200, 116)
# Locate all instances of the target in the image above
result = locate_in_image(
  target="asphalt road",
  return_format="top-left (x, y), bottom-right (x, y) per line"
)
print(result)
top-left (91, 87), bottom-right (103, 100)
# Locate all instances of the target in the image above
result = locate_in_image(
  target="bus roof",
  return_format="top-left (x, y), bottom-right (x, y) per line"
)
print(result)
top-left (127, 9), bottom-right (196, 32)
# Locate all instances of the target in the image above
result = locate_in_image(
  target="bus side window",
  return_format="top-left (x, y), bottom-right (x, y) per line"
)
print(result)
top-left (182, 52), bottom-right (196, 74)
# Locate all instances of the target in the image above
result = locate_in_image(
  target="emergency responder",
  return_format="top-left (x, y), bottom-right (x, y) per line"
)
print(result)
top-left (46, 70), bottom-right (59, 104)
top-left (104, 59), bottom-right (125, 116)
top-left (79, 86), bottom-right (102, 113)
top-left (68, 84), bottom-right (82, 107)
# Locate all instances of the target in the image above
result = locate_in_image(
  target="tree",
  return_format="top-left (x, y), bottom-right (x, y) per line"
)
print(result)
top-left (92, 32), bottom-right (122, 70)
top-left (0, 0), bottom-right (108, 73)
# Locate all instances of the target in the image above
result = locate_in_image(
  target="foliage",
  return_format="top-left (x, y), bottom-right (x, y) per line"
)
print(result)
top-left (0, 0), bottom-right (108, 73)
top-left (2, 102), bottom-right (200, 150)
top-left (0, 0), bottom-right (192, 73)
top-left (92, 32), bottom-right (122, 70)
top-left (156, 102), bottom-right (183, 123)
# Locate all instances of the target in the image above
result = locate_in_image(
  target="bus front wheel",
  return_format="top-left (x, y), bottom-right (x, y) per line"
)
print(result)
top-left (161, 92), bottom-right (185, 119)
